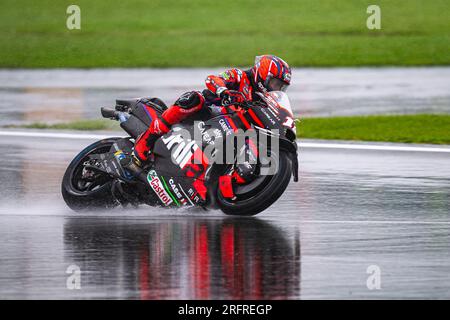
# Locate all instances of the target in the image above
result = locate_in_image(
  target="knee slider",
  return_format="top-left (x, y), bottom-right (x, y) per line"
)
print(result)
top-left (174, 91), bottom-right (204, 110)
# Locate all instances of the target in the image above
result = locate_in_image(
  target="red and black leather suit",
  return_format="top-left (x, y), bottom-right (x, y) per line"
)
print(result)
top-left (134, 68), bottom-right (258, 161)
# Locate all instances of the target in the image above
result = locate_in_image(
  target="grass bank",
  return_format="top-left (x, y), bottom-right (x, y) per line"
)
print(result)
top-left (2, 0), bottom-right (450, 67)
top-left (6, 114), bottom-right (450, 145)
top-left (297, 114), bottom-right (450, 144)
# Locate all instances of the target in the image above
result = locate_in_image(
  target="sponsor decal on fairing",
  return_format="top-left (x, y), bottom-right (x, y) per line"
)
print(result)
top-left (147, 170), bottom-right (173, 206)
top-left (168, 178), bottom-right (188, 205)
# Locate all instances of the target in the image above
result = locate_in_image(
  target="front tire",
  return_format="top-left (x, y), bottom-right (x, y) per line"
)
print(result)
top-left (62, 138), bottom-right (121, 211)
top-left (217, 151), bottom-right (293, 216)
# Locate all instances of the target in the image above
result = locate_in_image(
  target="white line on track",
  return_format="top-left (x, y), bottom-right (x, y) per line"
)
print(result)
top-left (295, 220), bottom-right (450, 225)
top-left (0, 130), bottom-right (112, 140)
top-left (0, 130), bottom-right (450, 153)
top-left (298, 142), bottom-right (450, 153)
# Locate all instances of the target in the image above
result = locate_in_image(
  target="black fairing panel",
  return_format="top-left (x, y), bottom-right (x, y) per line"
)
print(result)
top-left (118, 99), bottom-right (168, 139)
top-left (150, 113), bottom-right (235, 206)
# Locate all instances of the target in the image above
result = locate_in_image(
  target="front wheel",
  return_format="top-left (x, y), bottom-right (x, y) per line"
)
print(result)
top-left (217, 150), bottom-right (293, 216)
top-left (61, 138), bottom-right (121, 211)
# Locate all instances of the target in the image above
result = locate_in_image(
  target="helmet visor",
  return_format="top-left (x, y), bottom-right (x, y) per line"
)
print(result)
top-left (267, 77), bottom-right (289, 92)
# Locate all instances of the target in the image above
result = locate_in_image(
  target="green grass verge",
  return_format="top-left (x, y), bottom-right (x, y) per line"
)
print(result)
top-left (2, 0), bottom-right (450, 67)
top-left (6, 114), bottom-right (450, 145)
top-left (297, 114), bottom-right (450, 144)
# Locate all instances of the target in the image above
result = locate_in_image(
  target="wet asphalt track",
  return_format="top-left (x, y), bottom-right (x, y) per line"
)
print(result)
top-left (0, 133), bottom-right (449, 299)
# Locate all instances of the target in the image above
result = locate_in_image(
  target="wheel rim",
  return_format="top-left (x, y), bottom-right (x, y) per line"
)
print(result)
top-left (70, 144), bottom-right (114, 195)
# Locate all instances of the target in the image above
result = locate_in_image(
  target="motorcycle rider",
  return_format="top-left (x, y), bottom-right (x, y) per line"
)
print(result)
top-left (132, 55), bottom-right (291, 185)
top-left (134, 55), bottom-right (291, 159)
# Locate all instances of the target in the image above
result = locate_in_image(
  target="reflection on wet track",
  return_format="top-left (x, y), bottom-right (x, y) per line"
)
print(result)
top-left (63, 217), bottom-right (300, 299)
top-left (0, 136), bottom-right (449, 299)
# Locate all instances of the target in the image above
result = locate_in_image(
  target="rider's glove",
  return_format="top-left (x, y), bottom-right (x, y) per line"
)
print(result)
top-left (218, 88), bottom-right (246, 105)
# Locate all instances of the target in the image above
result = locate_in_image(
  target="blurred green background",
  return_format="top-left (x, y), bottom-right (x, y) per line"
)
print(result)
top-left (1, 0), bottom-right (449, 67)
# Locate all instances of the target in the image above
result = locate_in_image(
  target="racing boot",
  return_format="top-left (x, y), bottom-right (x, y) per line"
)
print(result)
top-left (119, 116), bottom-right (170, 182)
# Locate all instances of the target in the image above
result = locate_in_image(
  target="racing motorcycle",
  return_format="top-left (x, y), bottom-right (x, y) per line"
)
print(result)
top-left (61, 91), bottom-right (299, 216)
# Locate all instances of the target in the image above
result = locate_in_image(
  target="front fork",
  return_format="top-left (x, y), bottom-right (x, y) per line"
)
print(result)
top-left (218, 137), bottom-right (259, 199)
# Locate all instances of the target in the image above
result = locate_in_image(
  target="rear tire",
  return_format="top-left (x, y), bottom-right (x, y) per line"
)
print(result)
top-left (217, 151), bottom-right (292, 216)
top-left (61, 138), bottom-right (121, 211)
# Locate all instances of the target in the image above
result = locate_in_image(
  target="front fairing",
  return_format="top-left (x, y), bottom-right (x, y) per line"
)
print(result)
top-left (250, 91), bottom-right (296, 137)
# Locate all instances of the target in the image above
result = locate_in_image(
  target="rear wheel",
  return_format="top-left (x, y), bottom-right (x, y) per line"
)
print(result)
top-left (217, 150), bottom-right (292, 216)
top-left (61, 138), bottom-right (121, 211)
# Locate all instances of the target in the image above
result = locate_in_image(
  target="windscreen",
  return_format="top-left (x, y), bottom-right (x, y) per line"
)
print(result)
top-left (265, 91), bottom-right (294, 117)
top-left (267, 78), bottom-right (289, 92)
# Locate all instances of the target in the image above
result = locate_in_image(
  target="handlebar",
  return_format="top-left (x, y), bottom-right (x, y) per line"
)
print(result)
top-left (221, 97), bottom-right (264, 110)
